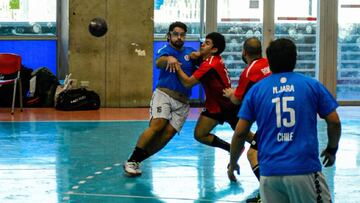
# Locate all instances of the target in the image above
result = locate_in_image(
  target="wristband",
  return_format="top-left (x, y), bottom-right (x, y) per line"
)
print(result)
top-left (325, 146), bottom-right (338, 155)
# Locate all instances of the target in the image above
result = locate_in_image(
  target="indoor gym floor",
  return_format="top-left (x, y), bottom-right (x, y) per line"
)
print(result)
top-left (0, 107), bottom-right (359, 203)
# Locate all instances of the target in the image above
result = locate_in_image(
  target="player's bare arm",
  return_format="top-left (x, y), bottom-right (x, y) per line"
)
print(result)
top-left (156, 56), bottom-right (182, 73)
top-left (321, 110), bottom-right (341, 167)
top-left (228, 119), bottom-right (251, 182)
top-left (175, 64), bottom-right (199, 88)
top-left (189, 51), bottom-right (201, 60)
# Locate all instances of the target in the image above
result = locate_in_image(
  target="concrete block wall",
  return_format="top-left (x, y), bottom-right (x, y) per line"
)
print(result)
top-left (64, 0), bottom-right (153, 107)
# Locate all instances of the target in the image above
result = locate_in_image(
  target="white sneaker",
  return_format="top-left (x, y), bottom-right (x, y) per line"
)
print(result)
top-left (123, 161), bottom-right (142, 176)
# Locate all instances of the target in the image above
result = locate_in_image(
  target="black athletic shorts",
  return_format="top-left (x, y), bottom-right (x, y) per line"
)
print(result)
top-left (250, 132), bottom-right (258, 150)
top-left (200, 105), bottom-right (240, 130)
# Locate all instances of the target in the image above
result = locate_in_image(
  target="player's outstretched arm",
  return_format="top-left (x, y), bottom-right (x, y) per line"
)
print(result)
top-left (321, 110), bottom-right (341, 167)
top-left (189, 51), bottom-right (201, 60)
top-left (228, 119), bottom-right (251, 182)
top-left (156, 56), bottom-right (182, 73)
top-left (175, 64), bottom-right (199, 88)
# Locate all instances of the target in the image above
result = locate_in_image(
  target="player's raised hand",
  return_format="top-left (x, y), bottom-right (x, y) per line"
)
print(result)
top-left (166, 56), bottom-right (182, 73)
top-left (174, 63), bottom-right (182, 72)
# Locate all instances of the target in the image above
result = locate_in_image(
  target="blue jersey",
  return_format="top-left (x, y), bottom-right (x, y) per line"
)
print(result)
top-left (156, 44), bottom-right (196, 97)
top-left (238, 72), bottom-right (338, 176)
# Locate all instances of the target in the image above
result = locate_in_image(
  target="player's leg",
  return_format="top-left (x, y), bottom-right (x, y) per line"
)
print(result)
top-left (124, 90), bottom-right (172, 176)
top-left (260, 176), bottom-right (290, 203)
top-left (246, 133), bottom-right (261, 203)
top-left (132, 118), bottom-right (169, 157)
top-left (248, 149), bottom-right (259, 178)
top-left (285, 173), bottom-right (331, 203)
top-left (145, 123), bottom-right (177, 155)
top-left (194, 113), bottom-right (231, 151)
top-left (147, 99), bottom-right (189, 155)
top-left (124, 118), bottom-right (168, 176)
top-left (247, 133), bottom-right (260, 180)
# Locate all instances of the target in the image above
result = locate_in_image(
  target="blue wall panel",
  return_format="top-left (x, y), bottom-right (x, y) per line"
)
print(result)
top-left (0, 40), bottom-right (57, 75)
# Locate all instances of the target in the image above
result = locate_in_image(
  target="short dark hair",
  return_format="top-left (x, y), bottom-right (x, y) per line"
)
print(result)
top-left (206, 32), bottom-right (226, 55)
top-left (243, 37), bottom-right (262, 57)
top-left (168, 21), bottom-right (187, 33)
top-left (266, 38), bottom-right (297, 73)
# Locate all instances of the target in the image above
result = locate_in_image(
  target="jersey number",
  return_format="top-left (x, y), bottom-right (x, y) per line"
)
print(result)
top-left (271, 96), bottom-right (295, 128)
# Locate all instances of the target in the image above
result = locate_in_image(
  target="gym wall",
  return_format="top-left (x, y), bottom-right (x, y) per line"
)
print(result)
top-left (61, 0), bottom-right (153, 107)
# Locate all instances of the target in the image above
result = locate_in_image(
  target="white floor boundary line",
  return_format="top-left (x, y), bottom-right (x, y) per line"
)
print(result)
top-left (66, 192), bottom-right (240, 202)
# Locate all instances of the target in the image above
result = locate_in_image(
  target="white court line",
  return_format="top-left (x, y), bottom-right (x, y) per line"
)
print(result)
top-left (62, 196), bottom-right (70, 201)
top-left (66, 192), bottom-right (240, 202)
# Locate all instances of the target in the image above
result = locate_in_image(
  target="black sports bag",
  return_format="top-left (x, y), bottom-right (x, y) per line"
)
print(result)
top-left (55, 88), bottom-right (100, 111)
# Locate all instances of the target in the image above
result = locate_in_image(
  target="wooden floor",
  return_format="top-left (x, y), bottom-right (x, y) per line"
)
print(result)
top-left (0, 107), bottom-right (359, 203)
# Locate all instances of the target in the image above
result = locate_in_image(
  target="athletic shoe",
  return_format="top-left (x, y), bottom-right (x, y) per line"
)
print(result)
top-left (123, 161), bottom-right (142, 176)
top-left (246, 193), bottom-right (261, 203)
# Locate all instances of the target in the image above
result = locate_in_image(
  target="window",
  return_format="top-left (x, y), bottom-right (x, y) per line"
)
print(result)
top-left (0, 0), bottom-right (56, 36)
top-left (337, 0), bottom-right (360, 100)
top-left (153, 0), bottom-right (360, 103)
top-left (154, 0), bottom-right (201, 37)
top-left (217, 0), bottom-right (263, 86)
top-left (274, 0), bottom-right (317, 78)
top-left (0, 0), bottom-right (58, 74)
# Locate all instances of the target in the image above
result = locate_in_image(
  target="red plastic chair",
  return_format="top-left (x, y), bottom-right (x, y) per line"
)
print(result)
top-left (0, 53), bottom-right (23, 114)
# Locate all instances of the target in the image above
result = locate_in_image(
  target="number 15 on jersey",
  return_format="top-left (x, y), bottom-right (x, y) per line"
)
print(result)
top-left (271, 96), bottom-right (296, 128)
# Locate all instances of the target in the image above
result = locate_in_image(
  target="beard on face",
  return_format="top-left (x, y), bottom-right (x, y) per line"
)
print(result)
top-left (171, 39), bottom-right (184, 49)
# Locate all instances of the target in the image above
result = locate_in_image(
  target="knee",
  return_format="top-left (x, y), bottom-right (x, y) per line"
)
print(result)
top-left (194, 128), bottom-right (208, 142)
top-left (194, 132), bottom-right (203, 142)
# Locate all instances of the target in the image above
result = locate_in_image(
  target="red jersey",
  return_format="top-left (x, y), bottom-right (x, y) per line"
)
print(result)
top-left (193, 55), bottom-right (236, 113)
top-left (234, 58), bottom-right (271, 100)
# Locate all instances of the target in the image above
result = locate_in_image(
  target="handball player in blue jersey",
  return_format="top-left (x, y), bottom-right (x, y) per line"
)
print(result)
top-left (124, 22), bottom-right (197, 176)
top-left (227, 38), bottom-right (341, 203)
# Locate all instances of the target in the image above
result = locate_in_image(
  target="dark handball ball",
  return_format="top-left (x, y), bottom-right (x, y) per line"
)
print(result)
top-left (88, 17), bottom-right (108, 37)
